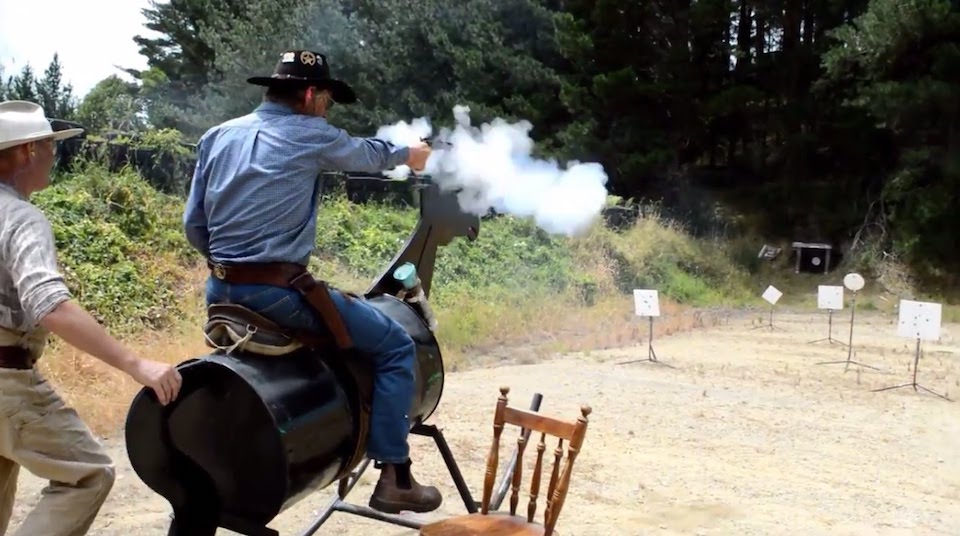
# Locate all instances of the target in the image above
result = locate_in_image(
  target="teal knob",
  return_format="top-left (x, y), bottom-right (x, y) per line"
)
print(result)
top-left (393, 262), bottom-right (418, 290)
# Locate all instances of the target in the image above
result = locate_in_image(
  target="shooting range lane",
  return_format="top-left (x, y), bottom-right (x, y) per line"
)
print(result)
top-left (8, 311), bottom-right (960, 535)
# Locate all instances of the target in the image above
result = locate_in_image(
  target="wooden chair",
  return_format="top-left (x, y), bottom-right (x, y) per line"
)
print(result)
top-left (419, 386), bottom-right (591, 536)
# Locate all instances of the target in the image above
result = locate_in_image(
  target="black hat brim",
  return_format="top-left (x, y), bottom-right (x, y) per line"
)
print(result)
top-left (246, 76), bottom-right (357, 104)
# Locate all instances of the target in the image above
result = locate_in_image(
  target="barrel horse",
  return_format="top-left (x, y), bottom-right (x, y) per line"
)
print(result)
top-left (123, 178), bottom-right (544, 536)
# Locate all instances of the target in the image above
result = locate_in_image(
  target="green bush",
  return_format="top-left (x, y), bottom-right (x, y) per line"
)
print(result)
top-left (313, 194), bottom-right (581, 299)
top-left (33, 162), bottom-right (194, 333)
top-left (313, 192), bottom-right (751, 308)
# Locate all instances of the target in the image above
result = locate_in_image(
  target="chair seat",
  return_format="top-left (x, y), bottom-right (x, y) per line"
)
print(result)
top-left (419, 512), bottom-right (556, 536)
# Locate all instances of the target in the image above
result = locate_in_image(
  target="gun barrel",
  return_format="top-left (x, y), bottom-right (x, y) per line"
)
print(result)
top-left (421, 136), bottom-right (453, 148)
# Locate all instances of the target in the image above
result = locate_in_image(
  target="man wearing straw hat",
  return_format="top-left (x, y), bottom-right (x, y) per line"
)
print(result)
top-left (0, 100), bottom-right (183, 535)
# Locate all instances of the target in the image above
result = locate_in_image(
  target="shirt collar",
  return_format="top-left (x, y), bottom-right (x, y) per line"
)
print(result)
top-left (0, 182), bottom-right (25, 201)
top-left (253, 102), bottom-right (330, 125)
top-left (255, 101), bottom-right (297, 115)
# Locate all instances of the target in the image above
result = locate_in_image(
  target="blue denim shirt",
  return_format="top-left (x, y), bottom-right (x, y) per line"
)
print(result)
top-left (183, 101), bottom-right (410, 265)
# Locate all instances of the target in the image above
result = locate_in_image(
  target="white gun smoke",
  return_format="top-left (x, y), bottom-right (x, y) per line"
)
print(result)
top-left (375, 105), bottom-right (609, 237)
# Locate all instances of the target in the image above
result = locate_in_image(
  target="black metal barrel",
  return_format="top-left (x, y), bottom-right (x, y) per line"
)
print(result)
top-left (124, 294), bottom-right (445, 530)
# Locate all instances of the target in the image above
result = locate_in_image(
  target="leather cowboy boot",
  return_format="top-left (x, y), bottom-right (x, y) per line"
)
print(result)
top-left (368, 459), bottom-right (443, 514)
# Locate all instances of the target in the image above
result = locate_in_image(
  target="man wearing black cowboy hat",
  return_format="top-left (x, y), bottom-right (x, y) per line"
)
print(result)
top-left (183, 50), bottom-right (441, 514)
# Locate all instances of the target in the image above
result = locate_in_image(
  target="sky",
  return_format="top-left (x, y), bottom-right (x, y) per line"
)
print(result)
top-left (0, 0), bottom-right (161, 98)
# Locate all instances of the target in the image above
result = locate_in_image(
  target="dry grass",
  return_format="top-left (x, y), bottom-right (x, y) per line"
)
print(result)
top-left (445, 295), bottom-right (736, 368)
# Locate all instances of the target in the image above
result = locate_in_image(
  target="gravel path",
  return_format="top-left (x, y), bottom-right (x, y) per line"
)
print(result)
top-left (8, 312), bottom-right (960, 535)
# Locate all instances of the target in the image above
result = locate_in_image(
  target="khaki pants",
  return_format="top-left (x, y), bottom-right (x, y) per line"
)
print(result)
top-left (0, 367), bottom-right (115, 536)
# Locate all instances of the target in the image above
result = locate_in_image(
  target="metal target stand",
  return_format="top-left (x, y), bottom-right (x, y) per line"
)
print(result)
top-left (297, 393), bottom-right (545, 535)
top-left (807, 309), bottom-right (847, 346)
top-left (872, 339), bottom-right (951, 402)
top-left (816, 290), bottom-right (879, 371)
top-left (750, 304), bottom-right (785, 331)
top-left (617, 316), bottom-right (675, 368)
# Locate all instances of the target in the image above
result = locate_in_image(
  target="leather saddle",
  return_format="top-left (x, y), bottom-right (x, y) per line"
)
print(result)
top-left (203, 303), bottom-right (310, 357)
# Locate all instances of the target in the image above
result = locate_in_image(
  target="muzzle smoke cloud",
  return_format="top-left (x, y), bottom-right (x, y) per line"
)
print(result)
top-left (375, 105), bottom-right (609, 237)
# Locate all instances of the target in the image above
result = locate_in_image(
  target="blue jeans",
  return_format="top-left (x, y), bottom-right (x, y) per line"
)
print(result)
top-left (205, 276), bottom-right (416, 464)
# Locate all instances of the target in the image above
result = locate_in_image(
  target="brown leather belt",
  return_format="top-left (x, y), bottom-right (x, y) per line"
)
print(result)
top-left (0, 346), bottom-right (34, 369)
top-left (207, 260), bottom-right (354, 350)
top-left (208, 261), bottom-right (306, 287)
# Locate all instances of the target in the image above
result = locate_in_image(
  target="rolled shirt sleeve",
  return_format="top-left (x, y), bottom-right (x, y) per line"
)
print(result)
top-left (1, 204), bottom-right (72, 328)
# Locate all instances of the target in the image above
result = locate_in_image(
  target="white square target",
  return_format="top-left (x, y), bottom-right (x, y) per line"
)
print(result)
top-left (633, 289), bottom-right (660, 317)
top-left (817, 285), bottom-right (844, 310)
top-left (761, 285), bottom-right (782, 305)
top-left (896, 299), bottom-right (942, 341)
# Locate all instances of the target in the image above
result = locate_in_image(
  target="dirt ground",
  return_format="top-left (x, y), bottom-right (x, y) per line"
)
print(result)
top-left (8, 310), bottom-right (960, 536)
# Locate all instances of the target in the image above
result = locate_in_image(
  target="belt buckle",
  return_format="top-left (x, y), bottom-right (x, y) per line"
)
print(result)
top-left (212, 263), bottom-right (227, 280)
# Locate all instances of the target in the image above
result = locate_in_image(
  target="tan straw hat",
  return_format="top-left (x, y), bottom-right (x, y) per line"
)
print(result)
top-left (0, 100), bottom-right (84, 151)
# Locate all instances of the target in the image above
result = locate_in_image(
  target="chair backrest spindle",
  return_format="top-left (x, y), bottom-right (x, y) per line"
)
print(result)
top-left (479, 387), bottom-right (510, 514)
top-left (526, 432), bottom-right (546, 522)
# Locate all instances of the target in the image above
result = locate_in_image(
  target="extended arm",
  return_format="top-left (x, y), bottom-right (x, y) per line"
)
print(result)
top-left (40, 301), bottom-right (138, 373)
top-left (321, 127), bottom-right (411, 173)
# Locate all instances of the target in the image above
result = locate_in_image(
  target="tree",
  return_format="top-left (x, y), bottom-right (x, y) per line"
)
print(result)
top-left (34, 54), bottom-right (76, 119)
top-left (2, 55), bottom-right (77, 120)
top-left (7, 64), bottom-right (39, 103)
top-left (76, 75), bottom-right (147, 134)
top-left (192, 0), bottom-right (352, 133)
top-left (553, 1), bottom-right (696, 193)
top-left (125, 0), bottom-right (232, 132)
top-left (821, 0), bottom-right (960, 277)
top-left (343, 0), bottom-right (569, 143)
top-left (139, 0), bottom-right (570, 144)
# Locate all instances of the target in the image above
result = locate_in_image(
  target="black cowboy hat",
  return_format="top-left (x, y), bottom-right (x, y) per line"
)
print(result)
top-left (247, 49), bottom-right (357, 104)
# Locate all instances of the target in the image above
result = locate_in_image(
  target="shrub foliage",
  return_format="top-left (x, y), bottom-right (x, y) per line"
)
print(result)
top-left (30, 165), bottom-right (752, 336)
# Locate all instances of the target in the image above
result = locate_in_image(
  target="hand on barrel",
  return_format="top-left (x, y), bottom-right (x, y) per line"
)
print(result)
top-left (129, 359), bottom-right (183, 405)
top-left (406, 141), bottom-right (432, 173)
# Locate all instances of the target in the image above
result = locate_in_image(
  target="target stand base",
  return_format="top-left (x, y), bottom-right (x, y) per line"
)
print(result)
top-left (617, 344), bottom-right (675, 368)
top-left (808, 337), bottom-right (847, 346)
top-left (816, 350), bottom-right (881, 372)
top-left (808, 310), bottom-right (847, 346)
top-left (872, 382), bottom-right (952, 402)
top-left (750, 306), bottom-right (785, 332)
top-left (618, 317), bottom-right (675, 368)
top-left (872, 339), bottom-right (952, 402)
top-left (816, 359), bottom-right (881, 372)
top-left (297, 394), bottom-right (545, 535)
top-left (750, 323), bottom-right (786, 332)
